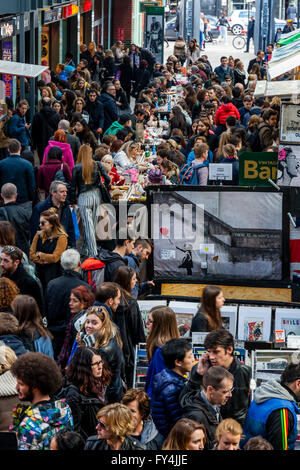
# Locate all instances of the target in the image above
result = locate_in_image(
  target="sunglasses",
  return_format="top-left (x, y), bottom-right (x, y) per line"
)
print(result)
top-left (97, 420), bottom-right (106, 429)
top-left (3, 245), bottom-right (16, 253)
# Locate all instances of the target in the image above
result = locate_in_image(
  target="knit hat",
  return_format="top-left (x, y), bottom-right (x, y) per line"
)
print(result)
top-left (148, 169), bottom-right (163, 184)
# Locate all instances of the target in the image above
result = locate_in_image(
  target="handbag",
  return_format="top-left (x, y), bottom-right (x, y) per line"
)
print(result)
top-left (97, 163), bottom-right (112, 204)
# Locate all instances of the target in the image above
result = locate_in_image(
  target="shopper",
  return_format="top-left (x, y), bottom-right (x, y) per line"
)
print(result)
top-left (190, 286), bottom-right (225, 333)
top-left (162, 418), bottom-right (207, 450)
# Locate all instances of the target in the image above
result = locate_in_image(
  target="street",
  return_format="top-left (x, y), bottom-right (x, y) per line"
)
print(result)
top-left (164, 33), bottom-right (256, 70)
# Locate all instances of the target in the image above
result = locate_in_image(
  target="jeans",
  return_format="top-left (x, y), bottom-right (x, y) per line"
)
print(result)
top-left (199, 31), bottom-right (205, 50)
top-left (245, 34), bottom-right (254, 51)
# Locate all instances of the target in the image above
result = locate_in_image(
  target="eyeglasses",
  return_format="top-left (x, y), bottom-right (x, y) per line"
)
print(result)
top-left (97, 420), bottom-right (106, 429)
top-left (91, 360), bottom-right (103, 367)
top-left (220, 387), bottom-right (234, 395)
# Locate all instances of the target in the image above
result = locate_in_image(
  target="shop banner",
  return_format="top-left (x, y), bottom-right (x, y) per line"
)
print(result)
top-left (2, 40), bottom-right (13, 100)
top-left (145, 8), bottom-right (164, 64)
top-left (280, 103), bottom-right (300, 144)
top-left (238, 151), bottom-right (278, 187)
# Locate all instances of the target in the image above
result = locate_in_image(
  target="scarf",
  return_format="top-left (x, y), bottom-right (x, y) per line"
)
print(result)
top-left (79, 331), bottom-right (98, 348)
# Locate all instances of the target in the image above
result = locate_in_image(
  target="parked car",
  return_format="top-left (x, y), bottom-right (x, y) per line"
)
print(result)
top-left (228, 9), bottom-right (256, 35)
top-left (165, 17), bottom-right (177, 41)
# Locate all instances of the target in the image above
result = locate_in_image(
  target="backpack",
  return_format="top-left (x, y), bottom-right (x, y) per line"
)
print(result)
top-left (179, 163), bottom-right (207, 185)
top-left (247, 128), bottom-right (262, 152)
top-left (54, 164), bottom-right (72, 193)
top-left (2, 116), bottom-right (11, 138)
top-left (81, 257), bottom-right (105, 292)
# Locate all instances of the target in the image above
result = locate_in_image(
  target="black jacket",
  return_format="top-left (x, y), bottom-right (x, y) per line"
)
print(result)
top-left (116, 88), bottom-right (129, 110)
top-left (84, 99), bottom-right (104, 134)
top-left (97, 336), bottom-right (125, 403)
top-left (31, 106), bottom-right (60, 157)
top-left (30, 195), bottom-right (76, 248)
top-left (3, 264), bottom-right (44, 314)
top-left (71, 161), bottom-right (110, 203)
top-left (0, 201), bottom-right (32, 256)
top-left (119, 63), bottom-right (134, 93)
top-left (182, 358), bottom-right (251, 425)
top-left (45, 270), bottom-right (91, 334)
top-left (85, 434), bottom-right (146, 450)
top-left (102, 56), bottom-right (115, 80)
top-left (99, 92), bottom-right (120, 132)
top-left (180, 388), bottom-right (220, 449)
top-left (190, 313), bottom-right (209, 333)
top-left (97, 247), bottom-right (128, 282)
top-left (133, 69), bottom-right (151, 97)
top-left (140, 48), bottom-right (156, 74)
top-left (113, 295), bottom-right (146, 385)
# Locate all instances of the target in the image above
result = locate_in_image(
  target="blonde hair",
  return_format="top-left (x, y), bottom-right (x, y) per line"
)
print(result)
top-left (223, 143), bottom-right (238, 160)
top-left (0, 345), bottom-right (17, 374)
top-left (41, 86), bottom-right (54, 100)
top-left (97, 403), bottom-right (135, 438)
top-left (77, 144), bottom-right (96, 184)
top-left (105, 49), bottom-right (114, 58)
top-left (216, 131), bottom-right (230, 158)
top-left (215, 419), bottom-right (243, 442)
top-left (80, 306), bottom-right (122, 348)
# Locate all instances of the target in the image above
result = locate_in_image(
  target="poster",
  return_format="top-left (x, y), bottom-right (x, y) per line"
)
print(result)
top-left (2, 39), bottom-right (13, 100)
top-left (239, 152), bottom-right (278, 186)
top-left (168, 301), bottom-right (199, 336)
top-left (254, 350), bottom-right (299, 386)
top-left (145, 11), bottom-right (164, 64)
top-left (277, 144), bottom-right (300, 186)
top-left (275, 308), bottom-right (300, 337)
top-left (280, 103), bottom-right (300, 144)
top-left (152, 190), bottom-right (283, 281)
top-left (220, 305), bottom-right (237, 338)
top-left (138, 300), bottom-right (167, 335)
top-left (238, 306), bottom-right (272, 342)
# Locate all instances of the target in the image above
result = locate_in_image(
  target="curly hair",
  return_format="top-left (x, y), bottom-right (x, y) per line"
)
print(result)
top-left (11, 352), bottom-right (62, 395)
top-left (0, 277), bottom-right (19, 311)
top-left (121, 389), bottom-right (151, 421)
top-left (66, 346), bottom-right (111, 395)
top-left (71, 286), bottom-right (95, 309)
top-left (97, 403), bottom-right (135, 438)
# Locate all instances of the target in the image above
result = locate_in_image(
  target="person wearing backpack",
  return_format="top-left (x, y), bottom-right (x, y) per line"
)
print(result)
top-left (257, 109), bottom-right (278, 151)
top-left (179, 143), bottom-right (209, 185)
top-left (246, 116), bottom-right (264, 152)
top-left (37, 146), bottom-right (72, 198)
top-left (12, 294), bottom-right (54, 358)
top-left (63, 347), bottom-right (111, 440)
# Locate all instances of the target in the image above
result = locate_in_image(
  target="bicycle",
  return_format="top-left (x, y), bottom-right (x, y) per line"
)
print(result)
top-left (232, 31), bottom-right (246, 50)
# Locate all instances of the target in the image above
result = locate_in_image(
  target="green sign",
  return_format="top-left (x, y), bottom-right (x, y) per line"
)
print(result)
top-left (238, 152), bottom-right (278, 186)
top-left (144, 6), bottom-right (164, 14)
top-left (139, 2), bottom-right (159, 12)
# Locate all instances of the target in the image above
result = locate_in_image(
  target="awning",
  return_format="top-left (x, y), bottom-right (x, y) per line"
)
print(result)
top-left (277, 27), bottom-right (300, 46)
top-left (254, 79), bottom-right (300, 98)
top-left (0, 60), bottom-right (48, 78)
top-left (267, 38), bottom-right (300, 79)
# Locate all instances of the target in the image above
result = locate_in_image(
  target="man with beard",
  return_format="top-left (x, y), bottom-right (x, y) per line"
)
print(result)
top-left (10, 352), bottom-right (73, 450)
top-left (0, 245), bottom-right (44, 313)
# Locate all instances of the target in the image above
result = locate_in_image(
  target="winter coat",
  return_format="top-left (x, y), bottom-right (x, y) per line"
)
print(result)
top-left (85, 434), bottom-right (146, 450)
top-left (0, 370), bottom-right (24, 432)
top-left (84, 100), bottom-right (104, 134)
top-left (0, 155), bottom-right (36, 204)
top-left (45, 270), bottom-right (90, 336)
top-left (37, 160), bottom-right (72, 197)
top-left (42, 141), bottom-right (74, 171)
top-left (0, 314), bottom-right (28, 357)
top-left (30, 195), bottom-right (76, 248)
top-left (71, 161), bottom-right (110, 202)
top-left (18, 328), bottom-right (53, 357)
top-left (174, 40), bottom-right (187, 58)
top-left (215, 103), bottom-right (240, 125)
top-left (138, 417), bottom-right (164, 450)
top-left (102, 56), bottom-right (115, 80)
top-left (187, 48), bottom-right (201, 64)
top-left (133, 69), bottom-right (151, 97)
top-left (50, 132), bottom-right (81, 162)
top-left (11, 399), bottom-right (73, 450)
top-left (258, 121), bottom-right (275, 151)
top-left (145, 346), bottom-right (166, 399)
top-left (64, 383), bottom-right (105, 440)
top-left (0, 201), bottom-right (32, 256)
top-left (97, 246), bottom-right (128, 282)
top-left (140, 48), bottom-right (156, 74)
top-left (218, 156), bottom-right (239, 185)
top-left (151, 368), bottom-right (187, 438)
top-left (183, 358), bottom-right (251, 426)
top-left (180, 388), bottom-right (221, 449)
top-left (99, 92), bottom-right (120, 132)
top-left (119, 63), bottom-right (134, 94)
top-left (113, 295), bottom-right (146, 386)
top-left (9, 113), bottom-right (30, 147)
top-left (3, 264), bottom-right (44, 315)
top-left (31, 106), bottom-right (60, 158)
top-left (234, 68), bottom-right (246, 86)
top-left (242, 380), bottom-right (300, 450)
top-left (214, 65), bottom-right (234, 83)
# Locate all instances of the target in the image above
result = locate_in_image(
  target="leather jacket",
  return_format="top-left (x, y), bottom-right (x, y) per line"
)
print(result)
top-left (85, 434), bottom-right (146, 450)
top-left (71, 161), bottom-right (110, 203)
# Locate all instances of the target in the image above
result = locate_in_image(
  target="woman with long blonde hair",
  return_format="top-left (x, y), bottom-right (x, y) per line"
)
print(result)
top-left (145, 306), bottom-right (180, 398)
top-left (68, 305), bottom-right (124, 402)
top-left (30, 208), bottom-right (68, 290)
top-left (71, 144), bottom-right (110, 257)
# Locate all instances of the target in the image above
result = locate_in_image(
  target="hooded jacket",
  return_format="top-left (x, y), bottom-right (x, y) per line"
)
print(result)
top-left (42, 140), bottom-right (74, 171)
top-left (31, 106), bottom-right (60, 157)
top-left (103, 121), bottom-right (123, 136)
top-left (9, 112), bottom-right (30, 147)
top-left (180, 388), bottom-right (220, 449)
top-left (97, 247), bottom-right (128, 282)
top-left (242, 379), bottom-right (300, 450)
top-left (214, 102), bottom-right (240, 125)
top-left (151, 368), bottom-right (187, 438)
top-left (99, 92), bottom-right (119, 131)
top-left (258, 121), bottom-right (274, 151)
top-left (11, 399), bottom-right (73, 450)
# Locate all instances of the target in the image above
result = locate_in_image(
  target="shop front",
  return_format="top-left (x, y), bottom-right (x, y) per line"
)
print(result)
top-left (0, 18), bottom-right (17, 101)
top-left (80, 0), bottom-right (93, 46)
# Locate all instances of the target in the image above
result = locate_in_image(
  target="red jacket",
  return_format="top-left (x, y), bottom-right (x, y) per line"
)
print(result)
top-left (214, 103), bottom-right (240, 125)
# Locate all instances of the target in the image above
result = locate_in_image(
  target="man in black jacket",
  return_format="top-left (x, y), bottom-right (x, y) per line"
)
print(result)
top-left (0, 245), bottom-right (44, 313)
top-left (245, 15), bottom-right (255, 52)
top-left (180, 366), bottom-right (234, 449)
top-left (247, 50), bottom-right (265, 74)
top-left (84, 89), bottom-right (104, 139)
top-left (45, 248), bottom-right (91, 357)
top-left (97, 236), bottom-right (135, 282)
top-left (184, 329), bottom-right (251, 426)
top-left (99, 82), bottom-right (119, 132)
top-left (0, 183), bottom-right (31, 256)
top-left (31, 98), bottom-right (60, 163)
top-left (30, 180), bottom-right (76, 247)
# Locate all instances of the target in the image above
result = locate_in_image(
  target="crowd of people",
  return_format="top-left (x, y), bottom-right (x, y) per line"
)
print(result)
top-left (0, 35), bottom-right (297, 452)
